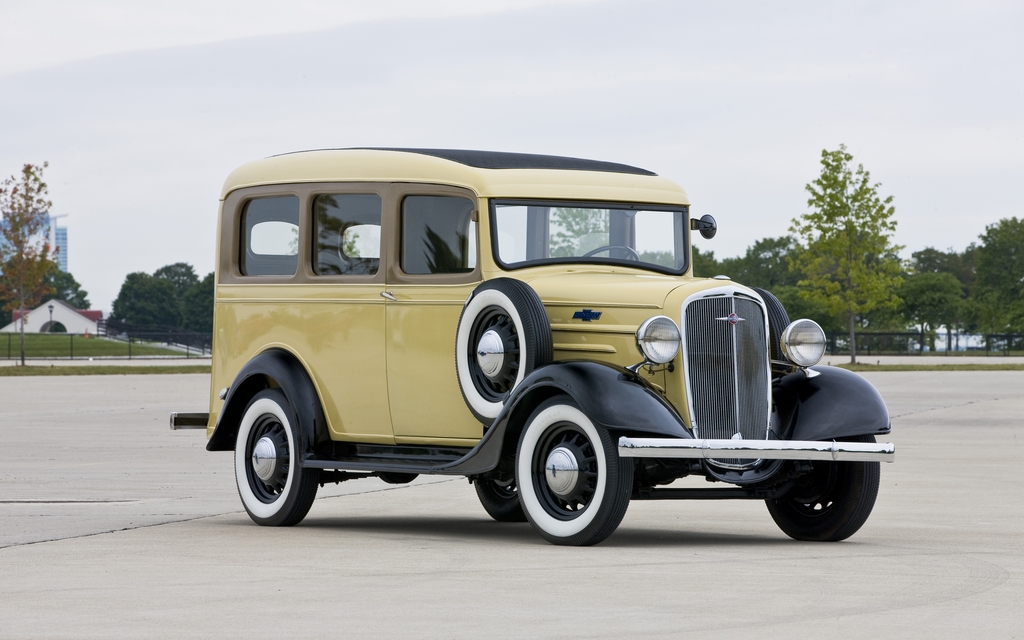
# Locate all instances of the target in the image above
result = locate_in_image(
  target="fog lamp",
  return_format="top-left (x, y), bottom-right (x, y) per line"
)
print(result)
top-left (636, 316), bottom-right (681, 364)
top-left (780, 319), bottom-right (826, 367)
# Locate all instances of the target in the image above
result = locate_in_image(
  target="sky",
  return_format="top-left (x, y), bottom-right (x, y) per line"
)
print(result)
top-left (1, 0), bottom-right (1022, 312)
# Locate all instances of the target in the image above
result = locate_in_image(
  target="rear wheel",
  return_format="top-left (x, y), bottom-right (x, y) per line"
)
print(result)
top-left (515, 397), bottom-right (632, 546)
top-left (766, 435), bottom-right (880, 541)
top-left (234, 389), bottom-right (320, 526)
top-left (474, 478), bottom-right (527, 522)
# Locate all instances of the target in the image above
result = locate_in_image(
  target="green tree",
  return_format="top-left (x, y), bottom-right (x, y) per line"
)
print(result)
top-left (900, 271), bottom-right (963, 351)
top-left (111, 272), bottom-right (180, 327)
top-left (790, 145), bottom-right (904, 363)
top-left (972, 217), bottom-right (1024, 333)
top-left (550, 208), bottom-right (609, 257)
top-left (690, 245), bottom-right (720, 277)
top-left (0, 163), bottom-right (56, 365)
top-left (721, 236), bottom-right (801, 290)
top-left (181, 272), bottom-right (214, 332)
top-left (153, 262), bottom-right (199, 299)
top-left (41, 267), bottom-right (91, 309)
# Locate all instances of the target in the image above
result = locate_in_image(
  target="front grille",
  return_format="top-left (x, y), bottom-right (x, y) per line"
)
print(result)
top-left (682, 293), bottom-right (771, 469)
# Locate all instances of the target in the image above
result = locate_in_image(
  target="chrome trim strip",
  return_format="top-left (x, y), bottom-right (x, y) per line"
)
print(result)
top-left (618, 436), bottom-right (895, 463)
top-left (170, 412), bottom-right (209, 430)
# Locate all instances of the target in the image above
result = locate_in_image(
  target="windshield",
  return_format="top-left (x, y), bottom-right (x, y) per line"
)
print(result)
top-left (491, 200), bottom-right (690, 274)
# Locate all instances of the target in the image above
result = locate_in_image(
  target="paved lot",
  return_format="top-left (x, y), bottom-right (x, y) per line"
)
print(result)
top-left (0, 372), bottom-right (1021, 638)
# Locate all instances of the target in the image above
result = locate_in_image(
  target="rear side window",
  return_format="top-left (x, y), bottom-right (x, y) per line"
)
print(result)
top-left (401, 195), bottom-right (476, 275)
top-left (240, 196), bottom-right (299, 276)
top-left (313, 194), bottom-right (383, 276)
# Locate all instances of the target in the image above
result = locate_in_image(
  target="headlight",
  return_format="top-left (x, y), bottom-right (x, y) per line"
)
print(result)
top-left (780, 319), bottom-right (826, 367)
top-left (636, 316), bottom-right (681, 364)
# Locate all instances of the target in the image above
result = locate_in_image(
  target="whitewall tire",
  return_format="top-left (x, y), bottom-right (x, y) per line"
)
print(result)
top-left (455, 279), bottom-right (552, 424)
top-left (515, 397), bottom-right (633, 546)
top-left (234, 389), bottom-right (319, 526)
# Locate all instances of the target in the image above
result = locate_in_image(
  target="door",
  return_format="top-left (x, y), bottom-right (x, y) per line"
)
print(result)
top-left (384, 189), bottom-right (484, 443)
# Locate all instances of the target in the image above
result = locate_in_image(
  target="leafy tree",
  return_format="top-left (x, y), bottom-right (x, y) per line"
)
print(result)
top-left (0, 163), bottom-right (56, 365)
top-left (912, 246), bottom-right (976, 292)
top-left (111, 272), bottom-right (180, 328)
top-left (972, 217), bottom-right (1024, 333)
top-left (900, 271), bottom-right (963, 351)
top-left (790, 145), bottom-right (904, 363)
top-left (153, 262), bottom-right (199, 299)
top-left (41, 267), bottom-right (90, 309)
top-left (690, 245), bottom-right (720, 277)
top-left (181, 272), bottom-right (214, 333)
top-left (550, 208), bottom-right (609, 257)
top-left (721, 236), bottom-right (801, 290)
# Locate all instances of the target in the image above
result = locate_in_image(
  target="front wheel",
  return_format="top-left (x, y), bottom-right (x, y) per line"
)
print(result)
top-left (234, 389), bottom-right (320, 526)
top-left (766, 435), bottom-right (880, 541)
top-left (515, 397), bottom-right (633, 546)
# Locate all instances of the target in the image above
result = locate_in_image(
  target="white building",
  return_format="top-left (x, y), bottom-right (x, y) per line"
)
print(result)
top-left (0, 299), bottom-right (103, 335)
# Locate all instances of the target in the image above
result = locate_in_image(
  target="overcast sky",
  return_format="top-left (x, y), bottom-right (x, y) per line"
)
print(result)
top-left (1, 0), bottom-right (1021, 311)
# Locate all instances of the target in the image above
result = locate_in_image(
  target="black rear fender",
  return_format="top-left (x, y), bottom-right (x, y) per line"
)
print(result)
top-left (206, 349), bottom-right (330, 454)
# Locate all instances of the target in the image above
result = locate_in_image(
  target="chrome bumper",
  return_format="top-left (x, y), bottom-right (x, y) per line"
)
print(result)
top-left (618, 436), bottom-right (895, 463)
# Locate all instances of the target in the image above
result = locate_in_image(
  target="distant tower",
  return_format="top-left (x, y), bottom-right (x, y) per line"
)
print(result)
top-left (47, 214), bottom-right (69, 272)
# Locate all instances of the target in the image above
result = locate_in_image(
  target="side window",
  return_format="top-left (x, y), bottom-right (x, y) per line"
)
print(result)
top-left (401, 195), bottom-right (476, 275)
top-left (240, 196), bottom-right (299, 276)
top-left (313, 194), bottom-right (382, 276)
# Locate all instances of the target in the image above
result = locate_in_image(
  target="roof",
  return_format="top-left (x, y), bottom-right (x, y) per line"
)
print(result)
top-left (12, 299), bottom-right (103, 322)
top-left (288, 148), bottom-right (658, 176)
top-left (221, 148), bottom-right (689, 206)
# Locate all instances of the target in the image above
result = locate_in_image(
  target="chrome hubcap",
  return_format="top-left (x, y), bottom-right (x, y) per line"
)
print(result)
top-left (252, 436), bottom-right (278, 482)
top-left (476, 329), bottom-right (505, 380)
top-left (544, 446), bottom-right (579, 497)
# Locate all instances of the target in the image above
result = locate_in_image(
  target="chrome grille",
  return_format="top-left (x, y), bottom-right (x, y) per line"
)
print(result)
top-left (683, 292), bottom-right (771, 469)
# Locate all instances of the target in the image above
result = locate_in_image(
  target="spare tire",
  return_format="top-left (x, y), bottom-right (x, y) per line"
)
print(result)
top-left (456, 278), bottom-right (552, 424)
top-left (751, 287), bottom-right (791, 365)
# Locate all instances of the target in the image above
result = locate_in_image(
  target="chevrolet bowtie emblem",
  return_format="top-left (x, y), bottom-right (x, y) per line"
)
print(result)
top-left (572, 309), bottom-right (602, 322)
top-left (716, 313), bottom-right (745, 325)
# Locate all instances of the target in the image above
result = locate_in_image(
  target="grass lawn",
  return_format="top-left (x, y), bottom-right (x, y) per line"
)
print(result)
top-left (0, 333), bottom-right (189, 359)
top-left (0, 365), bottom-right (211, 376)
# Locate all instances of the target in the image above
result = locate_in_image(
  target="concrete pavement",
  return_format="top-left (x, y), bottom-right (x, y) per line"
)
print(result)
top-left (0, 372), bottom-right (1021, 638)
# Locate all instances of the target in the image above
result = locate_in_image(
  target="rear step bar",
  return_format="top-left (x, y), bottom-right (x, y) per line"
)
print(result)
top-left (618, 437), bottom-right (895, 463)
top-left (170, 412), bottom-right (209, 430)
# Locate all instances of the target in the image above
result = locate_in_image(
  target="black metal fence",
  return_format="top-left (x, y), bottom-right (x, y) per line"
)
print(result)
top-left (3, 324), bottom-right (212, 360)
top-left (825, 332), bottom-right (1024, 356)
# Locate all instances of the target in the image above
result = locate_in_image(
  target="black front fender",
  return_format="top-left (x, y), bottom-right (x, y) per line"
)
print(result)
top-left (206, 349), bottom-right (329, 454)
top-left (774, 366), bottom-right (890, 442)
top-left (445, 361), bottom-right (689, 476)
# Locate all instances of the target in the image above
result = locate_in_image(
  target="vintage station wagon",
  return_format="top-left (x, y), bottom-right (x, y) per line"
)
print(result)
top-left (172, 148), bottom-right (895, 546)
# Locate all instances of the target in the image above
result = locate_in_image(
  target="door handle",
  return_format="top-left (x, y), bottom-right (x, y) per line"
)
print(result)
top-left (380, 291), bottom-right (396, 302)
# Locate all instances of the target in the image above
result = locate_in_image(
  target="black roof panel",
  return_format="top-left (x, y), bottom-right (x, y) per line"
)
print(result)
top-left (351, 148), bottom-right (658, 176)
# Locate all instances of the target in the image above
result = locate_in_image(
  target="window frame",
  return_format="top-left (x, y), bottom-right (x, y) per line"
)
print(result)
top-left (488, 198), bottom-right (691, 276)
top-left (386, 183), bottom-right (481, 285)
top-left (220, 182), bottom-right (481, 286)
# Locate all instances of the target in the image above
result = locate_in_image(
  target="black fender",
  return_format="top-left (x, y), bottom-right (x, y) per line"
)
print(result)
top-left (445, 361), bottom-right (689, 476)
top-left (206, 348), bottom-right (330, 455)
top-left (774, 366), bottom-right (890, 442)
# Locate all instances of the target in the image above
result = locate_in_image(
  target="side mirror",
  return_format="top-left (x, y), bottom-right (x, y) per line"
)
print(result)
top-left (690, 214), bottom-right (717, 239)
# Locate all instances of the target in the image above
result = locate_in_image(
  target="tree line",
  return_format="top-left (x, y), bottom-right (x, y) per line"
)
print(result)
top-left (110, 263), bottom-right (213, 332)
top-left (694, 147), bottom-right (1024, 358)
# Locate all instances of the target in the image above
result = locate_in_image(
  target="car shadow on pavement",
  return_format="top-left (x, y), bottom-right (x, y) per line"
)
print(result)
top-left (226, 515), bottom-right (798, 547)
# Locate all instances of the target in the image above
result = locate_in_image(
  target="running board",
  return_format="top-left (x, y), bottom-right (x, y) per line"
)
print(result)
top-left (618, 437), bottom-right (895, 463)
